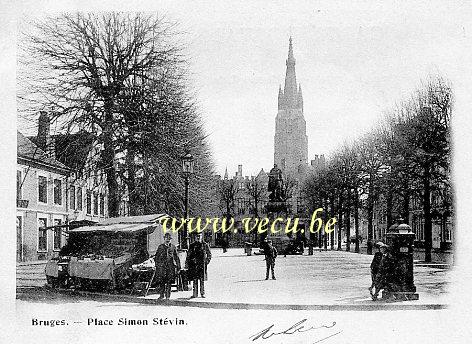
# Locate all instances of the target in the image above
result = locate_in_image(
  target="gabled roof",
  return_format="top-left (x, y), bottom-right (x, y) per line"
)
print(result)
top-left (17, 131), bottom-right (69, 171)
top-left (54, 131), bottom-right (96, 171)
top-left (28, 130), bottom-right (96, 171)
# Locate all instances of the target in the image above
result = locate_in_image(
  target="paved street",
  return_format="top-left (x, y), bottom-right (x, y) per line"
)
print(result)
top-left (14, 248), bottom-right (456, 343)
top-left (17, 248), bottom-right (451, 306)
top-left (163, 248), bottom-right (449, 305)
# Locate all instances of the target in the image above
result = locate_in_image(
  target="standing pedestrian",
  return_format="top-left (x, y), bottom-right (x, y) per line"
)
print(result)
top-left (264, 239), bottom-right (277, 280)
top-left (186, 233), bottom-right (212, 298)
top-left (371, 242), bottom-right (395, 300)
top-left (369, 242), bottom-right (383, 297)
top-left (154, 233), bottom-right (181, 300)
top-left (221, 236), bottom-right (228, 253)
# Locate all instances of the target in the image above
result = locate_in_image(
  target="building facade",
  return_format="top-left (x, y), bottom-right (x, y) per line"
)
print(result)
top-left (17, 131), bottom-right (70, 261)
top-left (17, 114), bottom-right (108, 262)
top-left (215, 165), bottom-right (269, 247)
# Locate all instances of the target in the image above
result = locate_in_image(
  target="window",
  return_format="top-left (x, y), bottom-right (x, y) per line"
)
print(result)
top-left (86, 191), bottom-right (92, 214)
top-left (77, 187), bottom-right (83, 211)
top-left (53, 219), bottom-right (62, 250)
top-left (99, 194), bottom-right (104, 216)
top-left (54, 179), bottom-right (62, 205)
top-left (38, 217), bottom-right (47, 251)
top-left (70, 185), bottom-right (76, 210)
top-left (413, 215), bottom-right (425, 241)
top-left (93, 192), bottom-right (98, 215)
top-left (38, 176), bottom-right (47, 203)
top-left (443, 219), bottom-right (453, 242)
top-left (17, 170), bottom-right (22, 200)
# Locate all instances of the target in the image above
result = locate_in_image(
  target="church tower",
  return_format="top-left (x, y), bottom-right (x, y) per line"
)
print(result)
top-left (274, 37), bottom-right (308, 177)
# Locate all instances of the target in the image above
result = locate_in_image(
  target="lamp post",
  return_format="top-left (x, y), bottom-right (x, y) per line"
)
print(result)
top-left (181, 152), bottom-right (195, 249)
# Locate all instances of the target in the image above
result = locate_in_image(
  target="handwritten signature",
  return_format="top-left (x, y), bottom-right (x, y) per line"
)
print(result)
top-left (249, 319), bottom-right (342, 343)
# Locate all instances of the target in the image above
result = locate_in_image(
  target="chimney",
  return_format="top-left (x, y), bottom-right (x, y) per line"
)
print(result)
top-left (238, 164), bottom-right (242, 177)
top-left (37, 112), bottom-right (55, 159)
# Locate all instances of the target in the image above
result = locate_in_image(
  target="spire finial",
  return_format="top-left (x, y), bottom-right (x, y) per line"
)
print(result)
top-left (288, 36), bottom-right (294, 60)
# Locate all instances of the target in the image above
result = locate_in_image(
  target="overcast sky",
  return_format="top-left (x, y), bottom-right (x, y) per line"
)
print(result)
top-left (160, 1), bottom-right (470, 177)
top-left (13, 1), bottom-right (472, 177)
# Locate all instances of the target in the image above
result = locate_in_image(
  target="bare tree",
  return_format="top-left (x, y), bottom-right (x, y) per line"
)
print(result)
top-left (20, 13), bottom-right (185, 217)
top-left (219, 178), bottom-right (238, 220)
top-left (19, 13), bottom-right (216, 219)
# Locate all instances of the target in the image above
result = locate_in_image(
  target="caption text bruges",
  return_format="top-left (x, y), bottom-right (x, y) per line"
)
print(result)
top-left (32, 318), bottom-right (186, 327)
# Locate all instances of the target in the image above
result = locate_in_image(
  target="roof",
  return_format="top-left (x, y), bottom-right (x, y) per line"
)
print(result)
top-left (29, 130), bottom-right (96, 171)
top-left (54, 131), bottom-right (96, 171)
top-left (70, 222), bottom-right (156, 233)
top-left (17, 131), bottom-right (69, 171)
top-left (69, 214), bottom-right (168, 234)
top-left (98, 214), bottom-right (168, 225)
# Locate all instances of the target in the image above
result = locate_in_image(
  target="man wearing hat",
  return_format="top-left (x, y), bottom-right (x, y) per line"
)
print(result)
top-left (264, 239), bottom-right (277, 280)
top-left (155, 232), bottom-right (181, 300)
top-left (369, 242), bottom-right (385, 297)
top-left (371, 241), bottom-right (395, 300)
top-left (186, 233), bottom-right (212, 298)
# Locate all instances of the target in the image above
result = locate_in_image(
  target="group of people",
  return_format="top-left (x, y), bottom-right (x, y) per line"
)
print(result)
top-left (154, 232), bottom-right (211, 300)
top-left (154, 233), bottom-right (400, 301)
top-left (153, 234), bottom-right (280, 300)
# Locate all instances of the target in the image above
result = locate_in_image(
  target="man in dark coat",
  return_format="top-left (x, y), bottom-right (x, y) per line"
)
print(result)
top-left (186, 233), bottom-right (211, 298)
top-left (154, 233), bottom-right (181, 300)
top-left (371, 242), bottom-right (395, 300)
top-left (264, 240), bottom-right (277, 280)
top-left (369, 242), bottom-right (384, 297)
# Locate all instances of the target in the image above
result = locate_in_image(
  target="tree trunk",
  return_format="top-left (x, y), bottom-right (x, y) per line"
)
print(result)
top-left (103, 102), bottom-right (120, 217)
top-left (423, 167), bottom-right (433, 262)
top-left (329, 196), bottom-right (335, 250)
top-left (319, 197), bottom-right (325, 249)
top-left (354, 188), bottom-right (360, 253)
top-left (345, 188), bottom-right (351, 252)
top-left (386, 186), bottom-right (393, 230)
top-left (337, 193), bottom-right (343, 251)
top-left (367, 178), bottom-right (374, 255)
top-left (402, 178), bottom-right (410, 223)
top-left (126, 145), bottom-right (139, 216)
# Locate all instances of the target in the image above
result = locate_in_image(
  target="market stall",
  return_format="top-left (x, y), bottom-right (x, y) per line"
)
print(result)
top-left (45, 214), bottom-right (175, 292)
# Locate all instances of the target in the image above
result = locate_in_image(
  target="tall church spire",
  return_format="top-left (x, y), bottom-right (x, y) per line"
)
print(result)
top-left (284, 37), bottom-right (297, 104)
top-left (283, 37), bottom-right (298, 108)
top-left (274, 37), bottom-right (308, 177)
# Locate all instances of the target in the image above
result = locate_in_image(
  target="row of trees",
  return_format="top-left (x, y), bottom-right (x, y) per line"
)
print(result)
top-left (303, 76), bottom-right (453, 262)
top-left (19, 13), bottom-right (217, 218)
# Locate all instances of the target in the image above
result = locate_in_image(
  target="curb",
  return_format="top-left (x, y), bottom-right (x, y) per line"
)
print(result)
top-left (16, 287), bottom-right (447, 311)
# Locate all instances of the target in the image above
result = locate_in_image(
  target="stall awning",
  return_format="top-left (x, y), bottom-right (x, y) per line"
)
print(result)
top-left (97, 214), bottom-right (168, 226)
top-left (70, 222), bottom-right (156, 233)
top-left (68, 214), bottom-right (169, 234)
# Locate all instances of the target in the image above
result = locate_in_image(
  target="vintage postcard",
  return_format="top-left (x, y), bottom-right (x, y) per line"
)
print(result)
top-left (2, 0), bottom-right (472, 343)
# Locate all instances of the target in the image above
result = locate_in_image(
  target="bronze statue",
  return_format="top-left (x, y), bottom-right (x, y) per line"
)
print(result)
top-left (268, 164), bottom-right (285, 202)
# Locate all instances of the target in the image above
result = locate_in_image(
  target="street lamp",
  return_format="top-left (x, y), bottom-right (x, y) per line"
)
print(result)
top-left (181, 152), bottom-right (195, 249)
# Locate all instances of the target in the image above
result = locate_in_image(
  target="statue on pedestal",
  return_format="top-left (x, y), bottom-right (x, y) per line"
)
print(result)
top-left (268, 164), bottom-right (285, 202)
